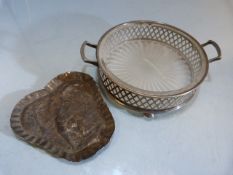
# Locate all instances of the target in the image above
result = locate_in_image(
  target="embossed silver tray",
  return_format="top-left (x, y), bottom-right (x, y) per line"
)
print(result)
top-left (81, 20), bottom-right (222, 117)
top-left (10, 72), bottom-right (115, 161)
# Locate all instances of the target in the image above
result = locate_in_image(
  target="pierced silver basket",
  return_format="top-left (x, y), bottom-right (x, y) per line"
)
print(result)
top-left (80, 20), bottom-right (221, 117)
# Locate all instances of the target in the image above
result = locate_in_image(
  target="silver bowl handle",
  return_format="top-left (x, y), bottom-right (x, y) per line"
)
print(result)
top-left (80, 41), bottom-right (98, 66)
top-left (201, 40), bottom-right (222, 63)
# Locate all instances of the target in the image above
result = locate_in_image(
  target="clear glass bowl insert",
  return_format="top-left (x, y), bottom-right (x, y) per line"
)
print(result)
top-left (105, 40), bottom-right (192, 92)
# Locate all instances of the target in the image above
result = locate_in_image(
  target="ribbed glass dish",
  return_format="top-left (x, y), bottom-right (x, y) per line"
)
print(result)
top-left (106, 40), bottom-right (191, 92)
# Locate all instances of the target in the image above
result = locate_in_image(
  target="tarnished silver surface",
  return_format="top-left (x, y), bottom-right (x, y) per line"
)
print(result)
top-left (10, 72), bottom-right (115, 162)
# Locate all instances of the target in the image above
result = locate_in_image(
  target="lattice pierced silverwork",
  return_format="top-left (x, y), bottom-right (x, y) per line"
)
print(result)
top-left (100, 69), bottom-right (195, 111)
top-left (97, 22), bottom-right (202, 111)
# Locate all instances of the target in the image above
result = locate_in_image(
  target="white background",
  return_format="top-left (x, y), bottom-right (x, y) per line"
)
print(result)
top-left (0, 0), bottom-right (233, 175)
